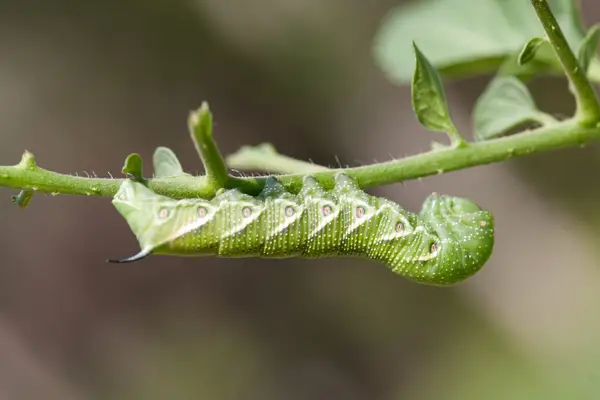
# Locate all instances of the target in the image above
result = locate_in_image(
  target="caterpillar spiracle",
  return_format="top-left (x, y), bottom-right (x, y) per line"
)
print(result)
top-left (109, 173), bottom-right (494, 285)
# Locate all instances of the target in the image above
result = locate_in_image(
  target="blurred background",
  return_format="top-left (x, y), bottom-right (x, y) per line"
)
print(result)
top-left (1, 0), bottom-right (600, 399)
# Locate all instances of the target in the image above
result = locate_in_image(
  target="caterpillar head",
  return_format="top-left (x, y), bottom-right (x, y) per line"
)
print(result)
top-left (416, 194), bottom-right (494, 285)
top-left (109, 181), bottom-right (184, 262)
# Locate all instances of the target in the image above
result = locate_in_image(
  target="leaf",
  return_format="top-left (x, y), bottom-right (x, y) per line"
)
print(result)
top-left (497, 50), bottom-right (555, 81)
top-left (518, 37), bottom-right (549, 65)
top-left (578, 24), bottom-right (600, 73)
top-left (122, 153), bottom-right (143, 181)
top-left (411, 42), bottom-right (456, 133)
top-left (373, 0), bottom-right (600, 84)
top-left (473, 76), bottom-right (556, 140)
top-left (153, 147), bottom-right (189, 178)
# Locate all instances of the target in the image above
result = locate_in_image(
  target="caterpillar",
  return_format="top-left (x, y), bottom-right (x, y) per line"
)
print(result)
top-left (109, 173), bottom-right (494, 286)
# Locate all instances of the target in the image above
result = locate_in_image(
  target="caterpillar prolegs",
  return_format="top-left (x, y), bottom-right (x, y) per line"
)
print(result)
top-left (109, 173), bottom-right (494, 285)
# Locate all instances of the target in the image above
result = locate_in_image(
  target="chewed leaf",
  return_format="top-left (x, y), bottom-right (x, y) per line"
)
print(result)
top-left (226, 143), bottom-right (330, 174)
top-left (153, 147), bottom-right (189, 178)
top-left (474, 76), bottom-right (556, 141)
top-left (578, 24), bottom-right (600, 74)
top-left (518, 37), bottom-right (549, 66)
top-left (12, 190), bottom-right (34, 208)
top-left (122, 153), bottom-right (143, 181)
top-left (411, 42), bottom-right (455, 134)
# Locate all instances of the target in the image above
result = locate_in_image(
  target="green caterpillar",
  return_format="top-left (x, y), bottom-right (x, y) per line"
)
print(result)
top-left (109, 173), bottom-right (494, 285)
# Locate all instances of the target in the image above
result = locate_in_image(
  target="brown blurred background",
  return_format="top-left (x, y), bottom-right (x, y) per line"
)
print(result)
top-left (1, 0), bottom-right (600, 399)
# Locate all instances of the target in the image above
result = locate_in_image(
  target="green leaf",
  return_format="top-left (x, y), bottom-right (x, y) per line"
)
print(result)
top-left (153, 147), bottom-right (188, 178)
top-left (12, 190), bottom-right (34, 208)
top-left (518, 37), bottom-right (549, 65)
top-left (411, 42), bottom-right (456, 134)
top-left (497, 50), bottom-right (555, 81)
top-left (473, 76), bottom-right (556, 140)
top-left (373, 0), bottom-right (599, 84)
top-left (578, 24), bottom-right (600, 73)
top-left (122, 153), bottom-right (143, 181)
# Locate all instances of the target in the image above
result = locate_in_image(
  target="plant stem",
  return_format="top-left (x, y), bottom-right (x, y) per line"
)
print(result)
top-left (189, 102), bottom-right (229, 189)
top-left (252, 119), bottom-right (600, 193)
top-left (447, 125), bottom-right (468, 148)
top-left (535, 111), bottom-right (559, 127)
top-left (1, 119), bottom-right (598, 199)
top-left (226, 143), bottom-right (330, 174)
top-left (531, 0), bottom-right (600, 125)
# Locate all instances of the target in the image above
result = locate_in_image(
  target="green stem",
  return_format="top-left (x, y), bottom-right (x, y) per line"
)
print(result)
top-left (226, 143), bottom-right (330, 174)
top-left (447, 125), bottom-right (469, 148)
top-left (534, 111), bottom-right (559, 126)
top-left (189, 102), bottom-right (229, 190)
top-left (531, 0), bottom-right (600, 125)
top-left (262, 119), bottom-right (600, 193)
top-left (1, 119), bottom-right (598, 199)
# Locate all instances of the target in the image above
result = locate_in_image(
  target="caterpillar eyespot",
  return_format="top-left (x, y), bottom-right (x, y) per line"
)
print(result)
top-left (430, 242), bottom-right (438, 254)
top-left (158, 208), bottom-right (169, 219)
top-left (109, 173), bottom-right (495, 286)
top-left (395, 221), bottom-right (404, 234)
top-left (356, 206), bottom-right (365, 218)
